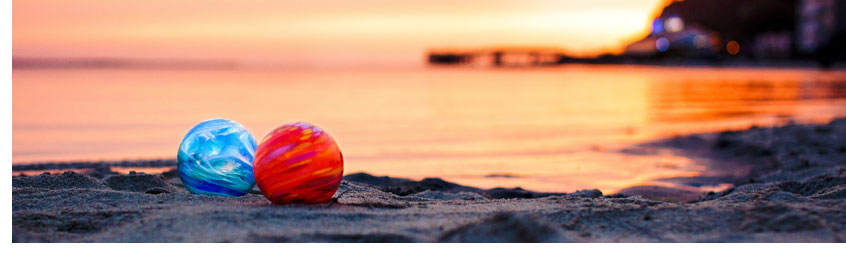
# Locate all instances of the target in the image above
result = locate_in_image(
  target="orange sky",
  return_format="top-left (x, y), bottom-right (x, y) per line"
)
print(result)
top-left (13, 0), bottom-right (668, 67)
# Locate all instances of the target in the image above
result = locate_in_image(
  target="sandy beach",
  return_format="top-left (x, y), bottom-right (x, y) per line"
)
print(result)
top-left (12, 118), bottom-right (846, 242)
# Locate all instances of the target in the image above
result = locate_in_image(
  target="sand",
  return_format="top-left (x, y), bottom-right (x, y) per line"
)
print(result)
top-left (12, 118), bottom-right (846, 242)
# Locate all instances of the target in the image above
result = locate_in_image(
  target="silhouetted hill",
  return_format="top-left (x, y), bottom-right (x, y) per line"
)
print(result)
top-left (660, 0), bottom-right (798, 42)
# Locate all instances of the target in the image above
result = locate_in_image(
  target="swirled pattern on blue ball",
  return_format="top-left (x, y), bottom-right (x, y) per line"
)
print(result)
top-left (177, 119), bottom-right (257, 196)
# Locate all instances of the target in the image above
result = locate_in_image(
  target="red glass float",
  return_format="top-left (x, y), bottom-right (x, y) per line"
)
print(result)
top-left (253, 122), bottom-right (344, 204)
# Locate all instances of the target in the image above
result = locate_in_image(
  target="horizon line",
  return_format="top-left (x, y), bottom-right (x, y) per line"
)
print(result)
top-left (12, 57), bottom-right (240, 70)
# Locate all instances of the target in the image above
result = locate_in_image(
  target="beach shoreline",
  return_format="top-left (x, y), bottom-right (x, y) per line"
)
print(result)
top-left (12, 118), bottom-right (846, 242)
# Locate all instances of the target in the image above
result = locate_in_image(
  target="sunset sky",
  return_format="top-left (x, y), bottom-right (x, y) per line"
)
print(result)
top-left (13, 0), bottom-right (668, 67)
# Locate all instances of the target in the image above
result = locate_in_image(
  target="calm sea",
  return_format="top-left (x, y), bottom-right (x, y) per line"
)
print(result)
top-left (12, 65), bottom-right (846, 193)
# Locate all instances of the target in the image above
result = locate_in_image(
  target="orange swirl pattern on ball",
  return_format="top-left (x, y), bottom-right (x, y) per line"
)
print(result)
top-left (253, 122), bottom-right (344, 204)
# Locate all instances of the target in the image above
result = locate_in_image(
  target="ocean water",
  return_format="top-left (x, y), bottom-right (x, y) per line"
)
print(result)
top-left (12, 65), bottom-right (846, 193)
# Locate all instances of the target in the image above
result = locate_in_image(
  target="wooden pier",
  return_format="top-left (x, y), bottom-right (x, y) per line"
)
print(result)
top-left (427, 47), bottom-right (566, 67)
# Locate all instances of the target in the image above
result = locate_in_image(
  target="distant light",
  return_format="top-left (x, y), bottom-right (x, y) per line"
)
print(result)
top-left (652, 18), bottom-right (664, 35)
top-left (665, 17), bottom-right (684, 33)
top-left (693, 35), bottom-right (707, 49)
top-left (656, 37), bottom-right (670, 52)
top-left (726, 40), bottom-right (740, 55)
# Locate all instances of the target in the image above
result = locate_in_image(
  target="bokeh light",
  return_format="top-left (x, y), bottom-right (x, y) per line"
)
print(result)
top-left (726, 40), bottom-right (740, 55)
top-left (651, 18), bottom-right (664, 35)
top-left (693, 35), bottom-right (707, 49)
top-left (655, 37), bottom-right (670, 52)
top-left (664, 17), bottom-right (684, 33)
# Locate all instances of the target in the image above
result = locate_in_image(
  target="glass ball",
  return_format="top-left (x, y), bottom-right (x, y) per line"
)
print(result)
top-left (253, 122), bottom-right (344, 204)
top-left (177, 119), bottom-right (256, 196)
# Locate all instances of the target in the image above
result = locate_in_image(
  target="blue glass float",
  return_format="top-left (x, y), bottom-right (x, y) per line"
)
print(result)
top-left (177, 119), bottom-right (257, 196)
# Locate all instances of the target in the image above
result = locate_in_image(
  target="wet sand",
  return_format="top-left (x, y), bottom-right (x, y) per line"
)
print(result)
top-left (12, 118), bottom-right (846, 242)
